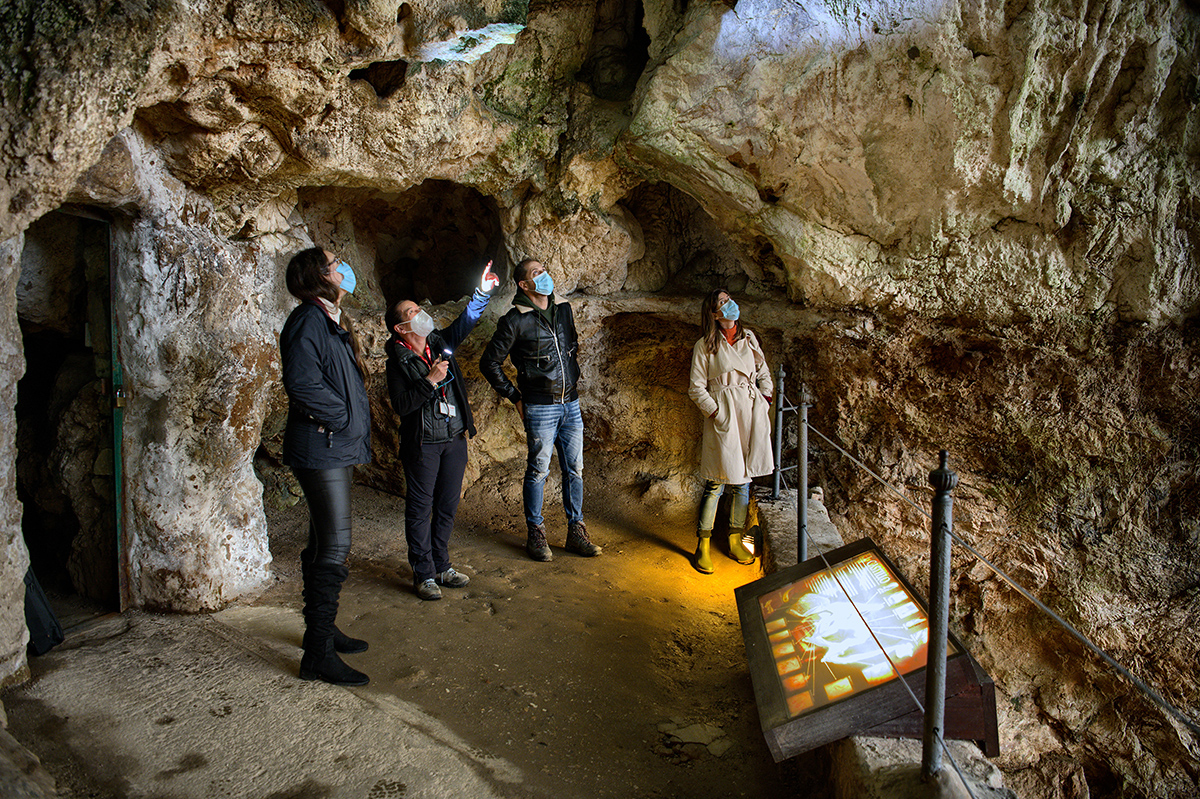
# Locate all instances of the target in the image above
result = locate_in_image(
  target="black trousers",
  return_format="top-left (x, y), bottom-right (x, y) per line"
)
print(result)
top-left (293, 466), bottom-right (354, 650)
top-left (293, 466), bottom-right (354, 567)
top-left (401, 436), bottom-right (468, 583)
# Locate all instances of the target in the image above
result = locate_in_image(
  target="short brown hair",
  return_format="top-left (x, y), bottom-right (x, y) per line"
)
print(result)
top-left (514, 258), bottom-right (540, 285)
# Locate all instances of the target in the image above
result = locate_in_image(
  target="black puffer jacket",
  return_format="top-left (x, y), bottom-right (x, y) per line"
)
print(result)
top-left (386, 290), bottom-right (489, 452)
top-left (280, 302), bottom-right (372, 469)
top-left (480, 294), bottom-right (580, 405)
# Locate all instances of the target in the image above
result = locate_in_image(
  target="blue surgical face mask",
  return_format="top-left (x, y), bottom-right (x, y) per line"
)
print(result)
top-left (532, 270), bottom-right (555, 296)
top-left (335, 261), bottom-right (356, 294)
top-left (720, 298), bottom-right (739, 321)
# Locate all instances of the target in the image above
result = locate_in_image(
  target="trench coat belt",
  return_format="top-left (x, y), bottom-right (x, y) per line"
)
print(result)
top-left (709, 381), bottom-right (758, 399)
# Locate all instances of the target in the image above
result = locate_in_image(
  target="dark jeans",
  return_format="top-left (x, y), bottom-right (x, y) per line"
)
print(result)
top-left (402, 435), bottom-right (469, 583)
top-left (293, 466), bottom-right (354, 567)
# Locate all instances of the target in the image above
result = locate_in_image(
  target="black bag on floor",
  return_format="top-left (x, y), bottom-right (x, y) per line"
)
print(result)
top-left (24, 567), bottom-right (64, 655)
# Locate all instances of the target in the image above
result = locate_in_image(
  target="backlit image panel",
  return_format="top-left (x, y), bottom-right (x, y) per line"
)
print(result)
top-left (757, 549), bottom-right (956, 719)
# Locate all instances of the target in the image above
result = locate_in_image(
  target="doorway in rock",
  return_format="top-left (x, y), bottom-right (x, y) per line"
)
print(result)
top-left (15, 208), bottom-right (124, 629)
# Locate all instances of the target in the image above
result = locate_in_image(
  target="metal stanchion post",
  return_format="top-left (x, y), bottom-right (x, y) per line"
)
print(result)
top-left (798, 384), bottom-right (812, 564)
top-left (772, 365), bottom-right (785, 500)
top-left (923, 450), bottom-right (957, 780)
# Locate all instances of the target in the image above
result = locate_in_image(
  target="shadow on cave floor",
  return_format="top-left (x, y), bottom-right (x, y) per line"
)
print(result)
top-left (3, 471), bottom-right (828, 799)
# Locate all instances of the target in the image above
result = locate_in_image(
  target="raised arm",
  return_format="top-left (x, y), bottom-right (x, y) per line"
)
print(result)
top-left (440, 288), bottom-right (491, 352)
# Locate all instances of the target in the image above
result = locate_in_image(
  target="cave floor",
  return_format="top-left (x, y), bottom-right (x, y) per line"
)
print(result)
top-left (4, 474), bottom-right (828, 799)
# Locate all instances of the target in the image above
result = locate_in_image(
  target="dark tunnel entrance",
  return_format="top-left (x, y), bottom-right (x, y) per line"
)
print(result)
top-left (295, 180), bottom-right (506, 310)
top-left (618, 181), bottom-right (788, 297)
top-left (15, 209), bottom-right (121, 618)
top-left (577, 0), bottom-right (651, 101)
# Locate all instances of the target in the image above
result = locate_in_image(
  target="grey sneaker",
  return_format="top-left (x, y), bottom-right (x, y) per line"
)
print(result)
top-left (526, 523), bottom-right (553, 562)
top-left (436, 567), bottom-right (470, 588)
top-left (416, 578), bottom-right (442, 601)
top-left (565, 521), bottom-right (602, 557)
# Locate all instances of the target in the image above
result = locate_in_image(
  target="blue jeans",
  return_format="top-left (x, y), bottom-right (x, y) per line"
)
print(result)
top-left (698, 480), bottom-right (749, 535)
top-left (523, 400), bottom-right (584, 527)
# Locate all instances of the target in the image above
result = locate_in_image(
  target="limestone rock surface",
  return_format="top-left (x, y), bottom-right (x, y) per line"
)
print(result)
top-left (624, 0), bottom-right (1200, 323)
top-left (0, 0), bottom-right (1196, 796)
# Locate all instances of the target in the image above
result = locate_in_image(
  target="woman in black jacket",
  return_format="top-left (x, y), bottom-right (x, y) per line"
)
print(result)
top-left (385, 261), bottom-right (498, 600)
top-left (280, 247), bottom-right (372, 687)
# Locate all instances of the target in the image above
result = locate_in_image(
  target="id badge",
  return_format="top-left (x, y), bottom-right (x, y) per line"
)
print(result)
top-left (438, 401), bottom-right (457, 418)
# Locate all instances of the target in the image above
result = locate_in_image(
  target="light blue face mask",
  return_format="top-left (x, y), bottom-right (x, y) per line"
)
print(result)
top-left (720, 298), bottom-right (739, 321)
top-left (335, 261), bottom-right (356, 294)
top-left (532, 270), bottom-right (555, 295)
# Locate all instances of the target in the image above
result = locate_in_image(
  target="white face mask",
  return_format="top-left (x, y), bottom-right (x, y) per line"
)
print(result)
top-left (407, 310), bottom-right (435, 338)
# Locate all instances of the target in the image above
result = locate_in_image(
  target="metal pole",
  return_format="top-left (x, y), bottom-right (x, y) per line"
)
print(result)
top-left (772, 365), bottom-right (785, 500)
top-left (798, 383), bottom-right (812, 564)
top-left (923, 450), bottom-right (957, 779)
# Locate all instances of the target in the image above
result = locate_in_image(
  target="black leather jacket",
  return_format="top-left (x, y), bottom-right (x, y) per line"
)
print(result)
top-left (480, 295), bottom-right (580, 405)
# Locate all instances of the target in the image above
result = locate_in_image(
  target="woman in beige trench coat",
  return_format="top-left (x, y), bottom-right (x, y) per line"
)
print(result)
top-left (687, 289), bottom-right (774, 574)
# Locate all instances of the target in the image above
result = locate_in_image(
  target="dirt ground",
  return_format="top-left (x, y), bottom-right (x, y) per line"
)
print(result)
top-left (256, 465), bottom-right (825, 799)
top-left (6, 461), bottom-right (830, 798)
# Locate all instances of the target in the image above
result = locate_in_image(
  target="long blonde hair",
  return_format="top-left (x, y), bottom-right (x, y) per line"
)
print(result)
top-left (700, 288), bottom-right (745, 354)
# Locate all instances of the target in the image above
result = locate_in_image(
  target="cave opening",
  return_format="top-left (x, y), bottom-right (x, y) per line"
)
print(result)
top-left (295, 180), bottom-right (506, 309)
top-left (577, 0), bottom-right (651, 101)
top-left (619, 181), bottom-right (787, 298)
top-left (15, 208), bottom-right (121, 617)
top-left (349, 60), bottom-right (409, 98)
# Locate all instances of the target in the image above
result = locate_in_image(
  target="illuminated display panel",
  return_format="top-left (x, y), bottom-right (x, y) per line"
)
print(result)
top-left (736, 538), bottom-right (998, 762)
top-left (757, 549), bottom-right (956, 719)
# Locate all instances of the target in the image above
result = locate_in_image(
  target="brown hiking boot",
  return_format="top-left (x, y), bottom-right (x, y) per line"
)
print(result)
top-left (526, 523), bottom-right (553, 562)
top-left (565, 521), bottom-right (602, 557)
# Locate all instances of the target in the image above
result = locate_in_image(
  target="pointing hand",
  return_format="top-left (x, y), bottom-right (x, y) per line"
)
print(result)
top-left (480, 260), bottom-right (500, 292)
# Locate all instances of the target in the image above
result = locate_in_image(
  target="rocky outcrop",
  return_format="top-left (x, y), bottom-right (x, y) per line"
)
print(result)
top-left (792, 313), bottom-right (1199, 797)
top-left (624, 0), bottom-right (1200, 324)
top-left (0, 0), bottom-right (1197, 795)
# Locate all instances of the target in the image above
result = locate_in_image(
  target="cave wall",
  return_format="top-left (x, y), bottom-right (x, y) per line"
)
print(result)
top-left (0, 236), bottom-right (32, 687)
top-left (0, 0), bottom-right (1197, 795)
top-left (780, 313), bottom-right (1200, 798)
top-left (626, 0), bottom-right (1200, 324)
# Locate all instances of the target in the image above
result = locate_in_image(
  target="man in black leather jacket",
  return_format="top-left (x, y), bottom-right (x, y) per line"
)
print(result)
top-left (480, 258), bottom-right (602, 562)
top-left (386, 262), bottom-right (498, 600)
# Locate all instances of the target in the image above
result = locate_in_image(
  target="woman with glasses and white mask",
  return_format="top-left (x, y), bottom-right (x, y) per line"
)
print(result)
top-left (280, 247), bottom-right (372, 686)
top-left (687, 289), bottom-right (774, 574)
top-left (384, 261), bottom-right (500, 601)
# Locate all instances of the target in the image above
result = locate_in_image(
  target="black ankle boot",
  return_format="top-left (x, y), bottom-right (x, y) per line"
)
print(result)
top-left (300, 637), bottom-right (369, 686)
top-left (333, 626), bottom-right (368, 654)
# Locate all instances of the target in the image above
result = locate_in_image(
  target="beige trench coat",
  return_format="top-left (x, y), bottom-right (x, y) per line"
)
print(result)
top-left (688, 331), bottom-right (775, 483)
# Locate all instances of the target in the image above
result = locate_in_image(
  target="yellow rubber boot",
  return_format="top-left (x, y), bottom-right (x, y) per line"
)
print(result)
top-left (728, 530), bottom-right (755, 564)
top-left (694, 536), bottom-right (714, 574)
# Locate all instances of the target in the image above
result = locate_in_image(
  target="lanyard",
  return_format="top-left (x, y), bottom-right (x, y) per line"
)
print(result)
top-left (398, 337), bottom-right (450, 402)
